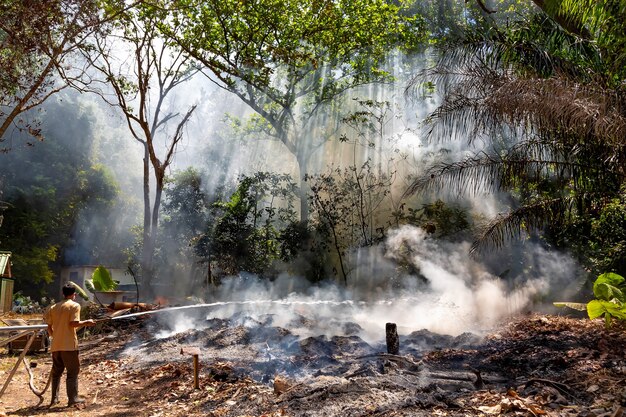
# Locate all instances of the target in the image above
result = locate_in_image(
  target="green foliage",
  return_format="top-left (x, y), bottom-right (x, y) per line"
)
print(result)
top-left (195, 172), bottom-right (300, 277)
top-left (410, 0), bottom-right (535, 43)
top-left (406, 0), bottom-right (626, 266)
top-left (308, 159), bottom-right (397, 283)
top-left (0, 95), bottom-right (121, 297)
top-left (592, 272), bottom-right (625, 303)
top-left (551, 193), bottom-right (626, 277)
top-left (555, 272), bottom-right (626, 328)
top-left (307, 96), bottom-right (421, 284)
top-left (9, 246), bottom-right (58, 285)
top-left (586, 299), bottom-right (626, 327)
top-left (161, 168), bottom-right (210, 240)
top-left (152, 168), bottom-right (211, 292)
top-left (556, 0), bottom-right (626, 83)
top-left (85, 266), bottom-right (118, 293)
top-left (167, 0), bottom-right (425, 90)
top-left (160, 0), bottom-right (428, 222)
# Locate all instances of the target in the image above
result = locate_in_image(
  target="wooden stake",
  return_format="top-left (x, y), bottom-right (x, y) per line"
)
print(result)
top-left (192, 354), bottom-right (199, 390)
top-left (180, 346), bottom-right (201, 390)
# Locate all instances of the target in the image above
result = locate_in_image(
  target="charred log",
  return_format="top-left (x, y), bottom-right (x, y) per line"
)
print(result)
top-left (386, 323), bottom-right (399, 355)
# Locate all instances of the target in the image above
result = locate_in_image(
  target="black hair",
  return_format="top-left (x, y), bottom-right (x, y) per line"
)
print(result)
top-left (62, 283), bottom-right (76, 297)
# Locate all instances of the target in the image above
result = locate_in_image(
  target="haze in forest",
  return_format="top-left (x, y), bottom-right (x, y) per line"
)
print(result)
top-left (2, 0), bottom-right (622, 337)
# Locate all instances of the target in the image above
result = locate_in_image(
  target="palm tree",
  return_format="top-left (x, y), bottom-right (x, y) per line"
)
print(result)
top-left (405, 2), bottom-right (626, 269)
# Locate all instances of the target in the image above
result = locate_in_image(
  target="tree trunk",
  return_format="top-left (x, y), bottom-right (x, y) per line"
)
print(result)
top-left (297, 153), bottom-right (310, 222)
top-left (140, 144), bottom-right (154, 300)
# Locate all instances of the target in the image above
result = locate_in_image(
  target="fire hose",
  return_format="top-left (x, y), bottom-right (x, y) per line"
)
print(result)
top-left (20, 317), bottom-right (114, 399)
top-left (0, 327), bottom-right (48, 399)
top-left (0, 318), bottom-right (113, 401)
top-left (1, 303), bottom-right (207, 400)
top-left (23, 357), bottom-right (52, 399)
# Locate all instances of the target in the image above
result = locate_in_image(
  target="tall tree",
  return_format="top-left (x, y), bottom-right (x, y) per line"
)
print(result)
top-left (160, 0), bottom-right (425, 221)
top-left (0, 0), bottom-right (133, 145)
top-left (81, 4), bottom-right (197, 295)
top-left (194, 172), bottom-right (299, 279)
top-left (308, 99), bottom-right (413, 284)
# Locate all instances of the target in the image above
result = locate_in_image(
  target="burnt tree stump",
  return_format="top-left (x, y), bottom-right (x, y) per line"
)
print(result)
top-left (386, 323), bottom-right (399, 355)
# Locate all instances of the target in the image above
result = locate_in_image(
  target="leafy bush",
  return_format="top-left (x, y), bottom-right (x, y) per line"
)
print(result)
top-left (587, 272), bottom-right (626, 327)
top-left (555, 272), bottom-right (626, 327)
top-left (195, 173), bottom-right (300, 278)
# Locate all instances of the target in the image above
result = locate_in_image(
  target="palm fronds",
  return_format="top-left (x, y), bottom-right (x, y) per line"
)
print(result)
top-left (405, 3), bottom-right (626, 254)
top-left (469, 196), bottom-right (576, 253)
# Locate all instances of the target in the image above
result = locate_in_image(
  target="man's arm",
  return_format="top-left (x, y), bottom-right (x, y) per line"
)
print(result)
top-left (69, 319), bottom-right (96, 328)
top-left (69, 303), bottom-right (96, 328)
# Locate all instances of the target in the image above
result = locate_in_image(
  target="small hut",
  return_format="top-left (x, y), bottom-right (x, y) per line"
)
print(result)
top-left (0, 251), bottom-right (14, 313)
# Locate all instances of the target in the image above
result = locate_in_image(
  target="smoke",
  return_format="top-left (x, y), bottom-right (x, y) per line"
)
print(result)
top-left (152, 224), bottom-right (581, 344)
top-left (1, 41), bottom-right (585, 344)
top-left (381, 225), bottom-right (583, 333)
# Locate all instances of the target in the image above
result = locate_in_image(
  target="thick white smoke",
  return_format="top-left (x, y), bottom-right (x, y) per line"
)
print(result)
top-left (153, 225), bottom-right (580, 344)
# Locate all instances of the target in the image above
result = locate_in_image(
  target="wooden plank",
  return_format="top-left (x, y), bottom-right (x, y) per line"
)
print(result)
top-left (0, 331), bottom-right (37, 398)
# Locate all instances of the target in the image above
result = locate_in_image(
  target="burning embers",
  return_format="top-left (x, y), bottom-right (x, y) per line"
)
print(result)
top-left (121, 309), bottom-right (490, 390)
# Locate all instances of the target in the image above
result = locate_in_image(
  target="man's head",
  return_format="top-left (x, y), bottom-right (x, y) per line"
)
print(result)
top-left (62, 283), bottom-right (76, 298)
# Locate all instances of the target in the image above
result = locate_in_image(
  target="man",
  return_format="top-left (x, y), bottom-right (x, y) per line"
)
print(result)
top-left (44, 283), bottom-right (96, 407)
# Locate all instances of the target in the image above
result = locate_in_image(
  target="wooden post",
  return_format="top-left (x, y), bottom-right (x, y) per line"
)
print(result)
top-left (181, 347), bottom-right (201, 390)
top-left (192, 354), bottom-right (199, 390)
top-left (386, 323), bottom-right (399, 355)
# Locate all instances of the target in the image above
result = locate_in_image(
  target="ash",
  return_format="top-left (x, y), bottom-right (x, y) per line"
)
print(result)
top-left (95, 312), bottom-right (626, 417)
top-left (117, 309), bottom-right (497, 416)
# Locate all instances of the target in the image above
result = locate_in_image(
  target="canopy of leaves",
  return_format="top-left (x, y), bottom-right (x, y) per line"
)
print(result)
top-left (195, 172), bottom-right (299, 277)
top-left (161, 168), bottom-right (210, 241)
top-left (161, 0), bottom-right (425, 147)
top-left (409, 0), bottom-right (535, 42)
top-left (168, 0), bottom-right (423, 88)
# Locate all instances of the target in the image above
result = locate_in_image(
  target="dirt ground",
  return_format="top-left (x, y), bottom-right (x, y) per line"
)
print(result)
top-left (1, 311), bottom-right (625, 417)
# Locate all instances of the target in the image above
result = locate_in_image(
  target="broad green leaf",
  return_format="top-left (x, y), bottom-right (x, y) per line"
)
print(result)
top-left (593, 272), bottom-right (625, 301)
top-left (587, 299), bottom-right (607, 319)
top-left (91, 266), bottom-right (117, 292)
top-left (587, 299), bottom-right (626, 321)
top-left (594, 272), bottom-right (625, 289)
